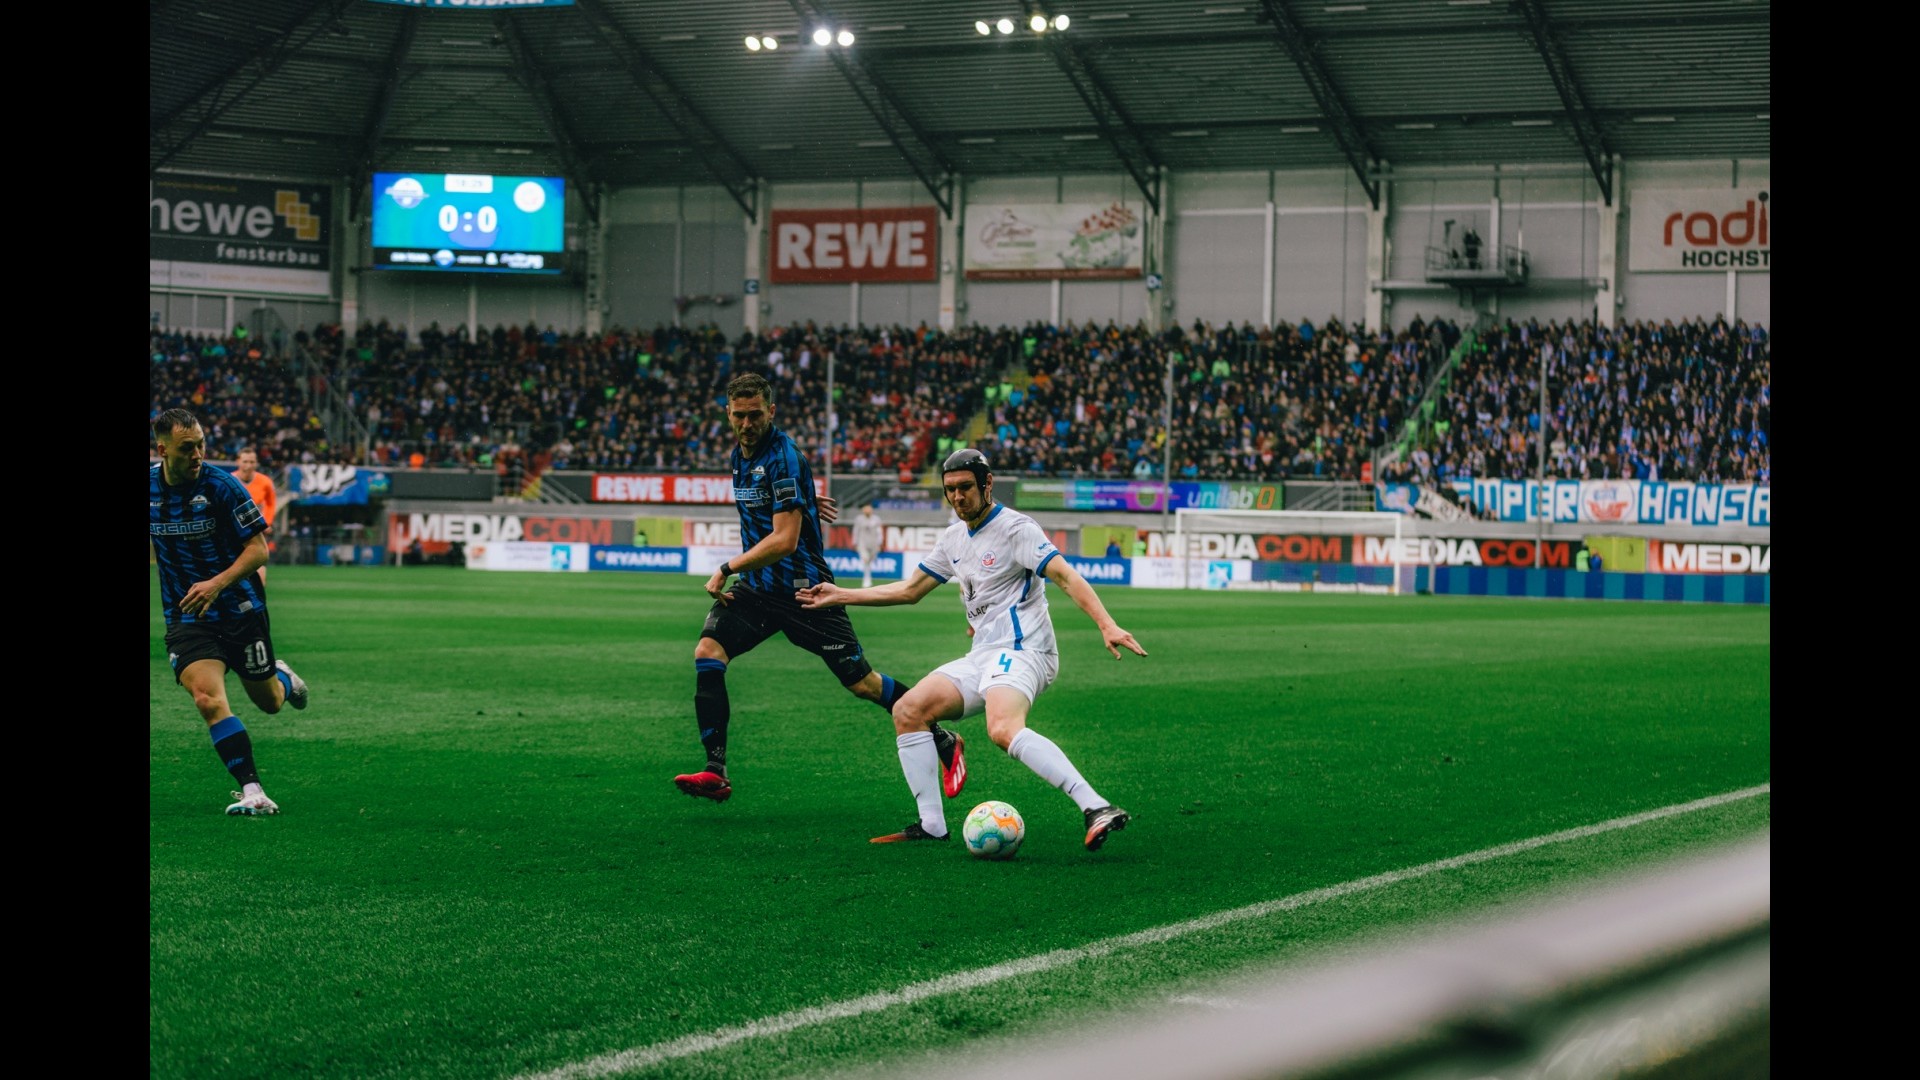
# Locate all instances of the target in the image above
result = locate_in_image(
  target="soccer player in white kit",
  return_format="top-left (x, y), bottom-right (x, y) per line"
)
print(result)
top-left (853, 504), bottom-right (883, 588)
top-left (797, 448), bottom-right (1143, 851)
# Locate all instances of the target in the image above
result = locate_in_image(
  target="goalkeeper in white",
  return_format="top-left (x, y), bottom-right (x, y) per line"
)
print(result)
top-left (797, 448), bottom-right (1143, 851)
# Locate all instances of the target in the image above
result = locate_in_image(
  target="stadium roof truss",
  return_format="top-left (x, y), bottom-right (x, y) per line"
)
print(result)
top-left (149, 1), bottom-right (1770, 198)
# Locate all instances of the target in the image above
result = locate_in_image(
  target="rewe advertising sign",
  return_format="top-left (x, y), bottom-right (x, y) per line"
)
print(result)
top-left (1628, 188), bottom-right (1771, 272)
top-left (769, 207), bottom-right (938, 283)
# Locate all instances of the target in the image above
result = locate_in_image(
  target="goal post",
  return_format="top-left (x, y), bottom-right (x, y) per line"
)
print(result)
top-left (1169, 508), bottom-right (1423, 594)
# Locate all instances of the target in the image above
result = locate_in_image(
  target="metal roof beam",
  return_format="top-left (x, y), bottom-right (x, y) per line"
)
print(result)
top-left (1516, 0), bottom-right (1613, 205)
top-left (861, 10), bottom-right (1771, 61)
top-left (573, 0), bottom-right (760, 221)
top-left (1255, 0), bottom-right (1381, 209)
top-left (150, 0), bottom-right (361, 175)
top-left (348, 10), bottom-right (422, 222)
top-left (790, 1), bottom-right (954, 216)
top-left (496, 14), bottom-right (601, 226)
top-left (1018, 3), bottom-right (1162, 213)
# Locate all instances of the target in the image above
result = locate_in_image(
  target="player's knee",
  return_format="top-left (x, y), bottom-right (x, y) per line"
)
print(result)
top-left (892, 700), bottom-right (932, 734)
top-left (694, 639), bottom-right (729, 663)
top-left (986, 717), bottom-right (1022, 751)
top-left (190, 688), bottom-right (226, 717)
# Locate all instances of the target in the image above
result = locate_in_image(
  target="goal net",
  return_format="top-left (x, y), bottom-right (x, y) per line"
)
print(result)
top-left (1169, 509), bottom-right (1427, 594)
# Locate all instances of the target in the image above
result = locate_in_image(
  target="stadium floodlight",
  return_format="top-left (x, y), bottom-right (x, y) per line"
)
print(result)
top-left (1054, 14), bottom-right (1070, 30)
top-left (745, 35), bottom-right (761, 51)
top-left (763, 35), bottom-right (778, 50)
top-left (837, 29), bottom-right (855, 46)
top-left (997, 18), bottom-right (1014, 34)
top-left (1030, 14), bottom-right (1048, 32)
top-left (813, 27), bottom-right (832, 45)
top-left (976, 20), bottom-right (991, 34)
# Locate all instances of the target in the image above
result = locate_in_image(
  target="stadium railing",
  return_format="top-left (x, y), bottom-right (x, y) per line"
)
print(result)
top-left (902, 834), bottom-right (1768, 1080)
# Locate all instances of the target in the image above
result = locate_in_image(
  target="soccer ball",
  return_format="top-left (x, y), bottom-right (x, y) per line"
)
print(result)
top-left (962, 800), bottom-right (1025, 859)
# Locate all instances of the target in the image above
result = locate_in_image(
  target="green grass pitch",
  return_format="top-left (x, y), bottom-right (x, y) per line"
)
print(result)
top-left (150, 567), bottom-right (1770, 1079)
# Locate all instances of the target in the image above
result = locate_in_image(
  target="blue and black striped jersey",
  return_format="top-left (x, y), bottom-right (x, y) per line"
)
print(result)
top-left (731, 427), bottom-right (835, 595)
top-left (150, 461), bottom-right (268, 626)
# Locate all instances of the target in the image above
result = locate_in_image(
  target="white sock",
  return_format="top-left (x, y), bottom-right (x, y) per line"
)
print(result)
top-left (897, 731), bottom-right (948, 836)
top-left (1007, 728), bottom-right (1105, 812)
top-left (243, 782), bottom-right (265, 798)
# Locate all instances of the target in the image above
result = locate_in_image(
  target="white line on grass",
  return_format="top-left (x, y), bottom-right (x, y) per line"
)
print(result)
top-left (514, 783), bottom-right (1770, 1080)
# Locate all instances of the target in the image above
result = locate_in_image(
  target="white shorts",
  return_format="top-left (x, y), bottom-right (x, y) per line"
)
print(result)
top-left (934, 648), bottom-right (1059, 716)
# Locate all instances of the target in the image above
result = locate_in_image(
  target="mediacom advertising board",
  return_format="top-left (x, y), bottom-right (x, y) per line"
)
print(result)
top-left (1645, 541), bottom-right (1771, 574)
top-left (388, 511), bottom-right (621, 555)
top-left (1163, 530), bottom-right (1576, 568)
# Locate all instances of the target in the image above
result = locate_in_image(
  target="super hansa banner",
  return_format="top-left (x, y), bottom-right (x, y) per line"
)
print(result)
top-left (1415, 479), bottom-right (1772, 526)
top-left (769, 207), bottom-right (938, 283)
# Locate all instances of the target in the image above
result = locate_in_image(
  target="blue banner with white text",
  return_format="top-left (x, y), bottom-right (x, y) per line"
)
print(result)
top-left (1378, 479), bottom-right (1770, 526)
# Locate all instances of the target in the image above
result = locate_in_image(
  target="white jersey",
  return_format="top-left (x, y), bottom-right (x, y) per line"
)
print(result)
top-left (853, 513), bottom-right (883, 552)
top-left (917, 504), bottom-right (1062, 655)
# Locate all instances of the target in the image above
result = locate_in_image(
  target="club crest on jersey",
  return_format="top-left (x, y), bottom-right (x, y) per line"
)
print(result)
top-left (752, 465), bottom-right (766, 479)
top-left (980, 550), bottom-right (997, 569)
top-left (190, 495), bottom-right (210, 512)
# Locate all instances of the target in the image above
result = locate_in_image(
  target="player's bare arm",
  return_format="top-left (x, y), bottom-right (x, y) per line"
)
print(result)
top-left (180, 532), bottom-right (270, 617)
top-left (1043, 557), bottom-right (1147, 660)
top-left (796, 569), bottom-right (942, 609)
top-left (705, 508), bottom-right (803, 602)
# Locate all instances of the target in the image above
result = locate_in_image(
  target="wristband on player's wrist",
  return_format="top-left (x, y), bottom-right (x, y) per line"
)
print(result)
top-left (719, 562), bottom-right (734, 577)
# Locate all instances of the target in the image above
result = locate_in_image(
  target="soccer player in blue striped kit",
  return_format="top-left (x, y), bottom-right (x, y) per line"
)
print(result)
top-left (150, 409), bottom-right (310, 816)
top-left (673, 373), bottom-right (964, 804)
top-left (798, 449), bottom-right (1142, 851)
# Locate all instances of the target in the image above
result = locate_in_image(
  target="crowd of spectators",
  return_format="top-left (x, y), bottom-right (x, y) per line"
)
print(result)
top-left (1380, 316), bottom-right (1770, 486)
top-left (149, 325), bottom-right (334, 469)
top-left (153, 312), bottom-right (1766, 488)
top-left (153, 319), bottom-right (1006, 481)
top-left (982, 316), bottom-right (1457, 481)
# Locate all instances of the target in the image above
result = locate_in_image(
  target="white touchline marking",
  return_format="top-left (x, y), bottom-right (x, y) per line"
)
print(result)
top-left (513, 784), bottom-right (1770, 1080)
top-left (1167, 994), bottom-right (1247, 1010)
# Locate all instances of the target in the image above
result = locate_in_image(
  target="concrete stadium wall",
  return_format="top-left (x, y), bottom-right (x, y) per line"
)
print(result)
top-left (151, 159), bottom-right (1769, 337)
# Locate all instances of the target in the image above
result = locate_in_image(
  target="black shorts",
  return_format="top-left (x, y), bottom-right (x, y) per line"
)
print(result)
top-left (164, 609), bottom-right (278, 684)
top-left (701, 587), bottom-right (875, 687)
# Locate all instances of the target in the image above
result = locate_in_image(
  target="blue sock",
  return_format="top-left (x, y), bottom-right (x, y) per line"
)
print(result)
top-left (209, 716), bottom-right (260, 786)
top-left (695, 659), bottom-right (729, 775)
top-left (275, 668), bottom-right (294, 700)
top-left (878, 674), bottom-right (913, 712)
